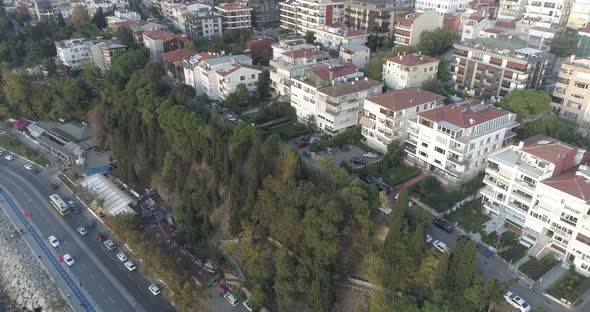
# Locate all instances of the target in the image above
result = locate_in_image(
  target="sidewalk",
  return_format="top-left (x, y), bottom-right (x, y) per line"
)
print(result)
top-left (393, 172), bottom-right (426, 192)
top-left (537, 264), bottom-right (568, 291)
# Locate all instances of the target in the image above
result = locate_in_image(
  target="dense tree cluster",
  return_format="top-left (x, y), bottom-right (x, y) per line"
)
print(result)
top-left (499, 89), bottom-right (551, 119)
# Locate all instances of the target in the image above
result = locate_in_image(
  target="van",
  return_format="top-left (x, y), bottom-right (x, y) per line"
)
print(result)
top-left (223, 292), bottom-right (239, 307)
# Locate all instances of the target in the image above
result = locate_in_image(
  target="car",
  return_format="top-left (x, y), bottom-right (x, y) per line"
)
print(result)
top-left (457, 235), bottom-right (478, 249)
top-left (0, 130), bottom-right (6, 135)
top-left (68, 201), bottom-right (81, 214)
top-left (218, 282), bottom-right (230, 294)
top-left (104, 239), bottom-right (116, 250)
top-left (96, 232), bottom-right (105, 241)
top-left (223, 292), bottom-right (239, 307)
top-left (24, 164), bottom-right (33, 170)
top-left (0, 150), bottom-right (4, 156)
top-left (350, 157), bottom-right (366, 167)
top-left (225, 114), bottom-right (238, 122)
top-left (117, 252), bottom-right (128, 262)
top-left (504, 291), bottom-right (531, 312)
top-left (359, 175), bottom-right (372, 184)
top-left (48, 235), bottom-right (60, 248)
top-left (432, 240), bottom-right (449, 253)
top-left (63, 254), bottom-right (75, 266)
top-left (432, 218), bottom-right (454, 233)
top-left (425, 234), bottom-right (433, 244)
top-left (77, 226), bottom-right (88, 236)
top-left (5, 155), bottom-right (14, 160)
top-left (363, 152), bottom-right (378, 158)
top-left (124, 261), bottom-right (137, 271)
top-left (149, 284), bottom-right (161, 296)
top-left (243, 300), bottom-right (253, 312)
top-left (204, 260), bottom-right (217, 274)
top-left (394, 192), bottom-right (400, 200)
top-left (326, 147), bottom-right (334, 155)
top-left (309, 137), bottom-right (320, 144)
top-left (86, 219), bottom-right (97, 229)
top-left (376, 184), bottom-right (391, 193)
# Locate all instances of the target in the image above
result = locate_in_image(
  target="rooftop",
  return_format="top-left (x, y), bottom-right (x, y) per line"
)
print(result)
top-left (282, 48), bottom-right (326, 59)
top-left (419, 99), bottom-right (508, 129)
top-left (320, 24), bottom-right (368, 37)
top-left (216, 63), bottom-right (260, 76)
top-left (307, 62), bottom-right (358, 82)
top-left (520, 134), bottom-right (579, 164)
top-left (542, 168), bottom-right (590, 202)
top-left (341, 43), bottom-right (370, 52)
top-left (161, 48), bottom-right (198, 63)
top-left (456, 37), bottom-right (544, 58)
top-left (203, 54), bottom-right (252, 66)
top-left (317, 78), bottom-right (382, 97)
top-left (37, 120), bottom-right (91, 143)
top-left (143, 31), bottom-right (187, 43)
top-left (366, 87), bottom-right (445, 112)
top-left (215, 3), bottom-right (251, 11)
top-left (385, 53), bottom-right (439, 67)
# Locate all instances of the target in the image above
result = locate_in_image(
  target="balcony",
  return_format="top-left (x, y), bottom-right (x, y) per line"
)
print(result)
top-left (449, 144), bottom-right (466, 154)
top-left (511, 189), bottom-right (533, 203)
top-left (407, 124), bottom-right (419, 134)
top-left (447, 155), bottom-right (466, 166)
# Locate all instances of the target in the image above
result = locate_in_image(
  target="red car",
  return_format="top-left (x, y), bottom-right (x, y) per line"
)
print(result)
top-left (218, 282), bottom-right (230, 294)
top-left (96, 233), bottom-right (105, 241)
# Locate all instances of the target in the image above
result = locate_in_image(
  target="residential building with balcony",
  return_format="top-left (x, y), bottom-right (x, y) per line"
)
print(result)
top-left (89, 40), bottom-right (127, 72)
top-left (313, 24), bottom-right (369, 50)
top-left (292, 76), bottom-right (383, 134)
top-left (215, 3), bottom-right (252, 30)
top-left (130, 22), bottom-right (168, 43)
top-left (162, 48), bottom-right (198, 83)
top-left (461, 8), bottom-right (492, 41)
top-left (393, 11), bottom-right (443, 47)
top-left (248, 0), bottom-right (281, 30)
top-left (361, 88), bottom-right (446, 153)
top-left (415, 0), bottom-right (469, 14)
top-left (339, 43), bottom-right (370, 69)
top-left (481, 135), bottom-right (584, 235)
top-left (405, 99), bottom-right (519, 183)
top-left (280, 0), bottom-right (345, 35)
top-left (382, 53), bottom-right (440, 90)
top-left (55, 38), bottom-right (92, 70)
top-left (184, 4), bottom-right (223, 39)
top-left (143, 31), bottom-right (188, 60)
top-left (497, 0), bottom-right (527, 20)
top-left (567, 0), bottom-right (590, 29)
top-left (451, 37), bottom-right (547, 99)
top-left (552, 56), bottom-right (590, 136)
top-left (271, 38), bottom-right (309, 60)
top-left (269, 46), bottom-right (331, 96)
top-left (106, 10), bottom-right (141, 26)
top-left (343, 0), bottom-right (396, 43)
top-left (524, 0), bottom-right (572, 26)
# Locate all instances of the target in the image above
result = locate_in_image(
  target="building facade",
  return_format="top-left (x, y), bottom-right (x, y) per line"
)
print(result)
top-left (269, 45), bottom-right (331, 96)
top-left (361, 88), bottom-right (446, 153)
top-left (524, 0), bottom-right (572, 25)
top-left (405, 99), bottom-right (519, 183)
top-left (567, 0), bottom-right (590, 29)
top-left (339, 43), bottom-right (370, 69)
top-left (184, 4), bottom-right (223, 40)
top-left (280, 0), bottom-right (345, 35)
top-left (142, 31), bottom-right (188, 60)
top-left (497, 0), bottom-right (527, 20)
top-left (344, 0), bottom-right (395, 42)
top-left (89, 40), bottom-right (127, 72)
top-left (451, 38), bottom-right (547, 99)
top-left (393, 11), bottom-right (444, 47)
top-left (248, 0), bottom-right (281, 30)
top-left (552, 56), bottom-right (590, 135)
top-left (215, 3), bottom-right (252, 30)
top-left (415, 0), bottom-right (469, 14)
top-left (383, 53), bottom-right (440, 90)
top-left (313, 24), bottom-right (369, 49)
top-left (55, 38), bottom-right (92, 70)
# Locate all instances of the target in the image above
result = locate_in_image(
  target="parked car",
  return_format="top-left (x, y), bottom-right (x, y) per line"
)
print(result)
top-left (24, 164), bottom-right (33, 170)
top-left (425, 234), bottom-right (433, 244)
top-left (204, 260), bottom-right (217, 274)
top-left (0, 150), bottom-right (4, 156)
top-left (5, 154), bottom-right (14, 160)
top-left (218, 282), bottom-right (230, 294)
top-left (350, 157), bottom-right (366, 167)
top-left (432, 218), bottom-right (454, 233)
top-left (359, 175), bottom-right (373, 184)
top-left (432, 240), bottom-right (449, 253)
top-left (309, 137), bottom-right (320, 144)
top-left (116, 252), bottom-right (128, 262)
top-left (504, 291), bottom-right (531, 312)
top-left (243, 300), bottom-right (253, 312)
top-left (86, 219), bottom-right (97, 229)
top-left (63, 254), bottom-right (75, 266)
top-left (124, 261), bottom-right (137, 271)
top-left (225, 114), bottom-right (238, 122)
top-left (149, 284), bottom-right (161, 296)
top-left (48, 235), bottom-right (60, 248)
top-left (0, 129), bottom-right (6, 135)
top-left (96, 232), bottom-right (105, 241)
top-left (223, 292), bottom-right (239, 307)
top-left (104, 240), bottom-right (116, 250)
top-left (68, 200), bottom-right (82, 214)
top-left (363, 152), bottom-right (378, 158)
top-left (77, 226), bottom-right (88, 236)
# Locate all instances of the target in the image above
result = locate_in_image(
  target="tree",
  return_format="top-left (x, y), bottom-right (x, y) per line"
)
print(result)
top-left (550, 30), bottom-right (579, 57)
top-left (437, 59), bottom-right (450, 82)
top-left (365, 51), bottom-right (388, 81)
top-left (422, 79), bottom-right (446, 95)
top-left (499, 89), bottom-right (551, 119)
top-left (304, 31), bottom-right (315, 44)
top-left (70, 5), bottom-right (91, 25)
top-left (56, 13), bottom-right (66, 27)
top-left (92, 7), bottom-right (107, 29)
top-left (417, 28), bottom-right (457, 56)
top-left (447, 241), bottom-right (478, 297)
top-left (256, 71), bottom-right (270, 101)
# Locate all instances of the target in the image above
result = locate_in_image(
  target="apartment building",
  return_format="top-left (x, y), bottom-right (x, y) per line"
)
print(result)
top-left (344, 0), bottom-right (395, 42)
top-left (339, 43), bottom-right (370, 69)
top-left (415, 0), bottom-right (469, 14)
top-left (280, 0), bottom-right (345, 34)
top-left (184, 4), bottom-right (223, 40)
top-left (161, 48), bottom-right (198, 83)
top-left (497, 0), bottom-right (527, 20)
top-left (143, 31), bottom-right (188, 60)
top-left (567, 0), bottom-right (590, 29)
top-left (361, 88), bottom-right (446, 153)
top-left (271, 38), bottom-right (308, 60)
top-left (89, 40), bottom-right (127, 72)
top-left (405, 99), bottom-right (519, 183)
top-left (215, 3), bottom-right (252, 30)
top-left (269, 46), bottom-right (331, 96)
top-left (55, 39), bottom-right (92, 70)
top-left (451, 37), bottom-right (547, 99)
top-left (313, 24), bottom-right (369, 50)
top-left (130, 22), bottom-right (168, 43)
top-left (393, 11), bottom-right (443, 47)
top-left (461, 8), bottom-right (492, 41)
top-left (106, 10), bottom-right (141, 26)
top-left (524, 0), bottom-right (572, 25)
top-left (292, 76), bottom-right (383, 134)
top-left (248, 0), bottom-right (281, 30)
top-left (382, 53), bottom-right (440, 90)
top-left (552, 56), bottom-right (590, 135)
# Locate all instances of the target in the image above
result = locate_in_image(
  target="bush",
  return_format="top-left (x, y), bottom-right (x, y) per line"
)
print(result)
top-left (251, 101), bottom-right (296, 125)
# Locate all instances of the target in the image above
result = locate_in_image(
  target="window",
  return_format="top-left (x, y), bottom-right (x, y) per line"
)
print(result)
top-left (575, 81), bottom-right (589, 89)
top-left (486, 137), bottom-right (491, 144)
top-left (421, 142), bottom-right (428, 148)
top-left (251, 74), bottom-right (255, 79)
top-left (419, 151), bottom-right (428, 157)
top-left (435, 146), bottom-right (445, 154)
top-left (495, 133), bottom-right (500, 140)
top-left (240, 76), bottom-right (245, 81)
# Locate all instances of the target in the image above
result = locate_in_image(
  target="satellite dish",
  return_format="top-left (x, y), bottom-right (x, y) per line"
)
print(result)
top-left (537, 140), bottom-right (551, 145)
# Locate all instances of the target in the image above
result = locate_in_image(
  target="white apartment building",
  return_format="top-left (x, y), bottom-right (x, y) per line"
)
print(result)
top-left (313, 24), bottom-right (369, 49)
top-left (415, 0), bottom-right (469, 14)
top-left (382, 53), bottom-right (440, 90)
top-left (405, 99), bottom-right (519, 183)
top-left (361, 88), bottom-right (446, 153)
top-left (461, 9), bottom-right (492, 41)
top-left (292, 77), bottom-right (383, 134)
top-left (106, 10), bottom-right (141, 25)
top-left (339, 43), bottom-right (370, 69)
top-left (280, 0), bottom-right (345, 34)
top-left (184, 4), bottom-right (223, 39)
top-left (215, 3), bottom-right (252, 30)
top-left (393, 11), bottom-right (444, 47)
top-left (497, 0), bottom-right (527, 20)
top-left (524, 0), bottom-right (572, 25)
top-left (567, 0), bottom-right (590, 29)
top-left (270, 47), bottom-right (331, 96)
top-left (55, 38), bottom-right (92, 70)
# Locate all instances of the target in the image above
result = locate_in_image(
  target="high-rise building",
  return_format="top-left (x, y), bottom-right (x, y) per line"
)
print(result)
top-left (280, 0), bottom-right (345, 35)
top-left (552, 56), bottom-right (590, 136)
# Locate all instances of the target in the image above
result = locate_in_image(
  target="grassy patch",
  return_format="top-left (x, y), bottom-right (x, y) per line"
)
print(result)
top-left (266, 122), bottom-right (311, 140)
top-left (480, 231), bottom-right (519, 249)
top-left (447, 199), bottom-right (490, 233)
top-left (546, 270), bottom-right (590, 304)
top-left (498, 244), bottom-right (528, 263)
top-left (0, 135), bottom-right (51, 167)
top-left (520, 255), bottom-right (559, 281)
top-left (355, 162), bottom-right (421, 187)
top-left (410, 175), bottom-right (484, 212)
top-left (59, 173), bottom-right (79, 193)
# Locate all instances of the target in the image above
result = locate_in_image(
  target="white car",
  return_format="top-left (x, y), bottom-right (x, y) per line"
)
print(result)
top-left (149, 284), bottom-right (161, 296)
top-left (48, 235), bottom-right (60, 248)
top-left (5, 155), bottom-right (14, 160)
top-left (24, 164), bottom-right (33, 170)
top-left (77, 226), bottom-right (87, 236)
top-left (116, 252), bottom-right (128, 262)
top-left (104, 240), bottom-right (116, 250)
top-left (309, 137), bottom-right (320, 144)
top-left (432, 240), bottom-right (449, 253)
top-left (223, 292), bottom-right (239, 307)
top-left (363, 152), bottom-right (378, 158)
top-left (63, 254), bottom-right (75, 266)
top-left (425, 234), bottom-right (433, 244)
top-left (225, 114), bottom-right (238, 122)
top-left (504, 291), bottom-right (531, 312)
top-left (0, 129), bottom-right (6, 135)
top-left (124, 261), bottom-right (136, 271)
top-left (243, 300), bottom-right (253, 312)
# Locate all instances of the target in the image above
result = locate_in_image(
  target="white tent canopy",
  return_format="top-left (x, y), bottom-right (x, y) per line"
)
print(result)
top-left (80, 174), bottom-right (135, 215)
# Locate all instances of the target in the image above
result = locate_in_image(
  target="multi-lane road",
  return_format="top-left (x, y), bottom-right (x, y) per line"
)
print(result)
top-left (0, 154), bottom-right (174, 312)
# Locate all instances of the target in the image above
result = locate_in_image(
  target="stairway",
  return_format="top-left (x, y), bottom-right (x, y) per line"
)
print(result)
top-left (528, 231), bottom-right (551, 259)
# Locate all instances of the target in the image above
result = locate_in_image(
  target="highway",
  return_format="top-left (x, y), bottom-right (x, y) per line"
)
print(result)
top-left (0, 155), bottom-right (174, 312)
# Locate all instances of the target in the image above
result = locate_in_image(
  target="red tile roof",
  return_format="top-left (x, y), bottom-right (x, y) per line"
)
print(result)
top-left (143, 31), bottom-right (187, 43)
top-left (114, 20), bottom-right (137, 28)
top-left (366, 88), bottom-right (445, 112)
top-left (385, 53), bottom-right (439, 67)
top-left (418, 99), bottom-right (508, 128)
top-left (542, 169), bottom-right (590, 201)
top-left (494, 20), bottom-right (516, 29)
top-left (520, 134), bottom-right (578, 164)
top-left (317, 78), bottom-right (382, 97)
top-left (282, 48), bottom-right (325, 59)
top-left (308, 62), bottom-right (358, 81)
top-left (161, 48), bottom-right (198, 63)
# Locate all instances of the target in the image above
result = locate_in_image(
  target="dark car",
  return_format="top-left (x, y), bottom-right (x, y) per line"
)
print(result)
top-left (350, 157), bottom-right (366, 167)
top-left (359, 175), bottom-right (373, 184)
top-left (86, 219), bottom-right (97, 229)
top-left (376, 184), bottom-right (391, 193)
top-left (457, 235), bottom-right (479, 248)
top-left (432, 218), bottom-right (454, 233)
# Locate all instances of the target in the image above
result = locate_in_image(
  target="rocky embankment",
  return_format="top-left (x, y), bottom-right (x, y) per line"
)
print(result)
top-left (0, 209), bottom-right (70, 312)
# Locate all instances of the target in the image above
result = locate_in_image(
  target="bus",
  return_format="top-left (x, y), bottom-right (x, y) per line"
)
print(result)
top-left (49, 194), bottom-right (70, 216)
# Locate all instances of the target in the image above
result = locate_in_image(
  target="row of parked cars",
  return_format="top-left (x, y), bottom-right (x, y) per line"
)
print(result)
top-left (218, 282), bottom-right (253, 311)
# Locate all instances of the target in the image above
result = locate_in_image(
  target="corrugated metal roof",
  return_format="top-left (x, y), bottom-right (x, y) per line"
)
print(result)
top-left (80, 175), bottom-right (135, 215)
